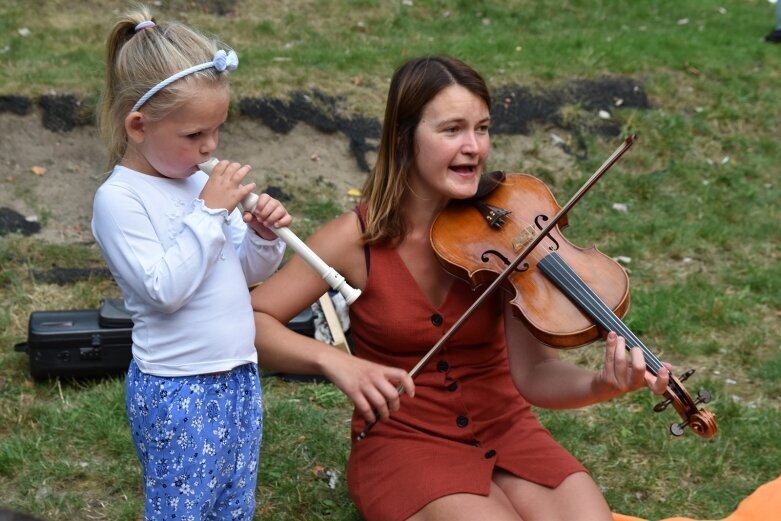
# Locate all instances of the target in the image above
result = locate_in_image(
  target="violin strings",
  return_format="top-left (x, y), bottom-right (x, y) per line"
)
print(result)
top-left (544, 253), bottom-right (643, 347)
top-left (511, 227), bottom-right (660, 370)
top-left (537, 251), bottom-right (665, 375)
top-left (496, 214), bottom-right (668, 377)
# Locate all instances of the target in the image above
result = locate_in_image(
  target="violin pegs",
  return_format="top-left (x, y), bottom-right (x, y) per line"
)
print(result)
top-left (679, 368), bottom-right (696, 382)
top-left (695, 389), bottom-right (712, 405)
top-left (670, 420), bottom-right (689, 437)
top-left (653, 397), bottom-right (673, 412)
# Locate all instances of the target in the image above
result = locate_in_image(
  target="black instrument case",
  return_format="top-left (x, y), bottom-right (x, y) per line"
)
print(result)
top-left (14, 304), bottom-right (133, 380)
top-left (15, 299), bottom-right (315, 380)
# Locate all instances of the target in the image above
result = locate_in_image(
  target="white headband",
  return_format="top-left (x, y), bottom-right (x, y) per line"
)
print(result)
top-left (130, 49), bottom-right (239, 113)
top-left (134, 20), bottom-right (156, 32)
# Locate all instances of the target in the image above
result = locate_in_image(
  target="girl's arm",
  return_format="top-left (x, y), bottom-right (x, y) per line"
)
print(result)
top-left (93, 182), bottom-right (229, 313)
top-left (504, 303), bottom-right (669, 409)
top-left (251, 212), bottom-right (414, 423)
top-left (230, 210), bottom-right (286, 285)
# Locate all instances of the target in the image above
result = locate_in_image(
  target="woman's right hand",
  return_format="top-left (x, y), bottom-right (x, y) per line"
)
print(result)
top-left (321, 350), bottom-right (415, 424)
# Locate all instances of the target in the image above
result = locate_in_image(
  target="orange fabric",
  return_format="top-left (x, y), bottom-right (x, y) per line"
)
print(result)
top-left (612, 476), bottom-right (781, 521)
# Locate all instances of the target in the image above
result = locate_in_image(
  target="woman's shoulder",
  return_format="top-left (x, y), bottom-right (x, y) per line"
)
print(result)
top-left (305, 208), bottom-right (367, 283)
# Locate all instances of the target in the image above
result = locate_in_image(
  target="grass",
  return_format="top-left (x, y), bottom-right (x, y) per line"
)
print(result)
top-left (1, 0), bottom-right (781, 520)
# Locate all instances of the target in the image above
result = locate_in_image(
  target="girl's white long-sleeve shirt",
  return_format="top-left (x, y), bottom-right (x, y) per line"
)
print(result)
top-left (91, 166), bottom-right (285, 376)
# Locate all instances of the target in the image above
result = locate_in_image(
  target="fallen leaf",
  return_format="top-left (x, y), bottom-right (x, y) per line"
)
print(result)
top-left (32, 165), bottom-right (47, 176)
top-left (611, 202), bottom-right (628, 213)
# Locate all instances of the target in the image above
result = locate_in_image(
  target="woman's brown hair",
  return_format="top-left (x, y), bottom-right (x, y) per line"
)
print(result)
top-left (360, 55), bottom-right (491, 245)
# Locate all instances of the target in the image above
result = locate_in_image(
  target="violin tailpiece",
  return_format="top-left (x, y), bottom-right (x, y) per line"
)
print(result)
top-left (471, 200), bottom-right (511, 228)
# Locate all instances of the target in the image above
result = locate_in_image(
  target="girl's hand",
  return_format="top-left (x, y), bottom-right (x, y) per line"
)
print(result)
top-left (199, 160), bottom-right (255, 214)
top-left (321, 354), bottom-right (415, 424)
top-left (596, 331), bottom-right (671, 396)
top-left (243, 194), bottom-right (293, 240)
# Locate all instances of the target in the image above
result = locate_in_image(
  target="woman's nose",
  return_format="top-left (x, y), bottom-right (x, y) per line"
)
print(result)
top-left (461, 131), bottom-right (479, 154)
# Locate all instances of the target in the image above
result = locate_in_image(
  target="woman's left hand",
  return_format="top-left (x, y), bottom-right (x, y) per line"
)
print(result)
top-left (597, 331), bottom-right (670, 396)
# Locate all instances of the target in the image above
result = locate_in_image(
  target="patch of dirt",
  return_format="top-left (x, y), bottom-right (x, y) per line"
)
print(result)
top-left (0, 112), bottom-right (375, 244)
top-left (0, 77), bottom-right (650, 245)
top-left (0, 112), bottom-right (579, 246)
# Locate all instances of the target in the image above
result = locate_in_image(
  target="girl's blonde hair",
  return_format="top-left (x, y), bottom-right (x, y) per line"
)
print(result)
top-left (99, 4), bottom-right (232, 167)
top-left (361, 55), bottom-right (491, 245)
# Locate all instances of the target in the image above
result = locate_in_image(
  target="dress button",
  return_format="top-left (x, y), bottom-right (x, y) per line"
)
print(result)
top-left (431, 313), bottom-right (443, 326)
top-left (484, 449), bottom-right (497, 459)
top-left (437, 361), bottom-right (449, 373)
top-left (456, 415), bottom-right (469, 428)
top-left (447, 381), bottom-right (459, 392)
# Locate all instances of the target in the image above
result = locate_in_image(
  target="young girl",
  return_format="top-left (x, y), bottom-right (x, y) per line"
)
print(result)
top-left (91, 6), bottom-right (291, 519)
top-left (251, 55), bottom-right (672, 521)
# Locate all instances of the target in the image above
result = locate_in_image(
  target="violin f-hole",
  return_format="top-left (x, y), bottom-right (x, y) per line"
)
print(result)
top-left (534, 215), bottom-right (560, 251)
top-left (481, 251), bottom-right (529, 272)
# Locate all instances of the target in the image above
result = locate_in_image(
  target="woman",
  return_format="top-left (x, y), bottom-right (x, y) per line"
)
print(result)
top-left (252, 55), bottom-right (670, 521)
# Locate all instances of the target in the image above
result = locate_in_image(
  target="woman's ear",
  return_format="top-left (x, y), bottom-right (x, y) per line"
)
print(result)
top-left (125, 112), bottom-right (146, 144)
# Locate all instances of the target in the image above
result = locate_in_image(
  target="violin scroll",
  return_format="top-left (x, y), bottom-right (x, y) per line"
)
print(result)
top-left (653, 369), bottom-right (718, 440)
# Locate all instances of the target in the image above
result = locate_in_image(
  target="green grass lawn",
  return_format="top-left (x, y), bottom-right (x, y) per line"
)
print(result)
top-left (2, 1), bottom-right (780, 520)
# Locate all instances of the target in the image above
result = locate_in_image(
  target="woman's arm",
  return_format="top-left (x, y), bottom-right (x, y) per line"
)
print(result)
top-left (504, 303), bottom-right (669, 409)
top-left (251, 212), bottom-right (414, 422)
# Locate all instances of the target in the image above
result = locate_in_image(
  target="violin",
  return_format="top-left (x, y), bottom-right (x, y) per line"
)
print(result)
top-left (430, 141), bottom-right (718, 440)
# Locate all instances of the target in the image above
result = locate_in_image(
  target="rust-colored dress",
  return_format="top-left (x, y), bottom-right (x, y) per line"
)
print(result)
top-left (346, 219), bottom-right (587, 521)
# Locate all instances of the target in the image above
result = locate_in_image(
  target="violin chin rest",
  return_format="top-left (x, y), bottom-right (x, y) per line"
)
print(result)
top-left (471, 170), bottom-right (506, 199)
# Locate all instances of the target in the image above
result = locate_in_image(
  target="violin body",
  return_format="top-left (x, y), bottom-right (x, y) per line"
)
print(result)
top-left (432, 174), bottom-right (630, 349)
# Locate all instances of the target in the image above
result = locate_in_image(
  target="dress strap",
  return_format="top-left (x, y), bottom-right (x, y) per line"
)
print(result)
top-left (352, 206), bottom-right (370, 274)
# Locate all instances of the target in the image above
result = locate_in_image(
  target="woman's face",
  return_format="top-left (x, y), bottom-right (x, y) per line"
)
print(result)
top-left (410, 84), bottom-right (490, 202)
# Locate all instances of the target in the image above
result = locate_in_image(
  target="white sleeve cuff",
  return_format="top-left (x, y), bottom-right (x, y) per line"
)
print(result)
top-left (192, 198), bottom-right (230, 223)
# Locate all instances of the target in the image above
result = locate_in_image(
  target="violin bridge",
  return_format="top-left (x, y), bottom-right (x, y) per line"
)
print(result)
top-left (513, 226), bottom-right (537, 252)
